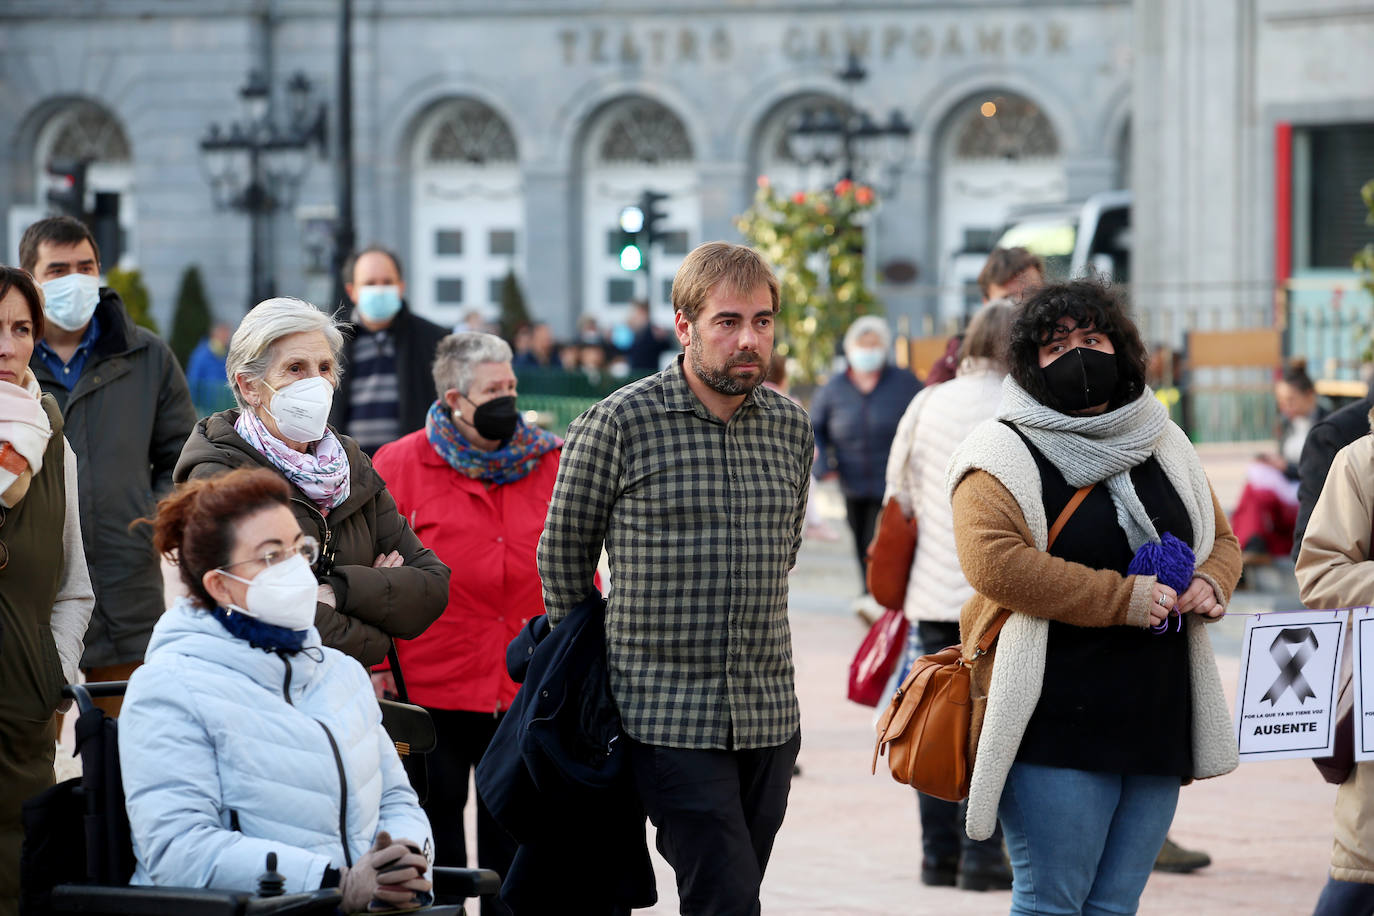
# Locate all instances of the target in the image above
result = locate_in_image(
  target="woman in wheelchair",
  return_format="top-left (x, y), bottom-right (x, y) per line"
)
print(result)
top-left (120, 467), bottom-right (433, 913)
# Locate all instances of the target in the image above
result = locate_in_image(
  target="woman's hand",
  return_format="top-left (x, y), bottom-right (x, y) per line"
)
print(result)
top-left (373, 551), bottom-right (403, 569)
top-left (1149, 583), bottom-right (1178, 627)
top-left (1175, 576), bottom-right (1225, 618)
top-left (339, 831), bottom-right (428, 913)
top-left (316, 583), bottom-right (336, 609)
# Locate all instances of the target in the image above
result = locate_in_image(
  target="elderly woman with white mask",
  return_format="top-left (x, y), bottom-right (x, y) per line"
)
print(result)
top-left (173, 297), bottom-right (448, 666)
top-left (809, 315), bottom-right (922, 612)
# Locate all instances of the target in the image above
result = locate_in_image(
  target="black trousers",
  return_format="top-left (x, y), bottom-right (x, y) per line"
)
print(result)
top-left (629, 730), bottom-right (801, 916)
top-left (424, 707), bottom-right (518, 916)
top-left (913, 621), bottom-right (1005, 870)
top-left (844, 495), bottom-right (884, 592)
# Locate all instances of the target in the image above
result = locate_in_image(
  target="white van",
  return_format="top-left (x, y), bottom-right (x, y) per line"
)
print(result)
top-left (994, 190), bottom-right (1131, 283)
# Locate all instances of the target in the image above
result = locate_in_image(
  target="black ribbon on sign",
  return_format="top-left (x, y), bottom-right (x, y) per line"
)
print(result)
top-left (1261, 627), bottom-right (1320, 705)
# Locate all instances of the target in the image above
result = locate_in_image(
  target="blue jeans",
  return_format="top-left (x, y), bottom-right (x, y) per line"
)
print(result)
top-left (1312, 877), bottom-right (1374, 916)
top-left (998, 762), bottom-right (1180, 915)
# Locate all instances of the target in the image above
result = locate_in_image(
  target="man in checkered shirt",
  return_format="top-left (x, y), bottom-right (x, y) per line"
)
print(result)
top-left (538, 241), bottom-right (814, 911)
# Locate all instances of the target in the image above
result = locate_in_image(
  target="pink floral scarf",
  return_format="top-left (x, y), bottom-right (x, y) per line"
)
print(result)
top-left (235, 410), bottom-right (351, 513)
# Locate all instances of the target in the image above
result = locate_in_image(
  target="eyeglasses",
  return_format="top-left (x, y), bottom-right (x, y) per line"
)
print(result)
top-left (220, 535), bottom-right (319, 572)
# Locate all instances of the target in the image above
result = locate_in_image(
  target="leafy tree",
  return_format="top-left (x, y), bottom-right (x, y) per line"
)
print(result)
top-left (169, 265), bottom-right (212, 369)
top-left (735, 177), bottom-right (880, 384)
top-left (106, 267), bottom-right (157, 334)
top-left (499, 268), bottom-right (531, 342)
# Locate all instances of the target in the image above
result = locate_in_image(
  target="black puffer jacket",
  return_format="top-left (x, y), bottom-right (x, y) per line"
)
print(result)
top-left (173, 410), bottom-right (450, 666)
top-left (30, 289), bottom-right (196, 667)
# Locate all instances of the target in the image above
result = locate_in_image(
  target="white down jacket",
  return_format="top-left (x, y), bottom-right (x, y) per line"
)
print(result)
top-left (119, 598), bottom-right (432, 893)
top-left (884, 359), bottom-right (1006, 623)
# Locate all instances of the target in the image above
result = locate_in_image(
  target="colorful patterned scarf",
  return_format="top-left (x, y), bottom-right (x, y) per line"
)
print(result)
top-left (235, 409), bottom-right (351, 513)
top-left (425, 399), bottom-right (560, 485)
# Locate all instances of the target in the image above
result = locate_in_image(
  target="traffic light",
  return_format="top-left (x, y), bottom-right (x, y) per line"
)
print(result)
top-left (618, 204), bottom-right (645, 272)
top-left (638, 191), bottom-right (668, 246)
top-left (46, 158), bottom-right (88, 218)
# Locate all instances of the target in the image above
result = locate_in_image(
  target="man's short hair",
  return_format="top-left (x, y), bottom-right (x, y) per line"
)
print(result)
top-left (671, 242), bottom-right (779, 323)
top-left (19, 216), bottom-right (100, 274)
top-left (341, 245), bottom-right (404, 287)
top-left (977, 247), bottom-right (1043, 299)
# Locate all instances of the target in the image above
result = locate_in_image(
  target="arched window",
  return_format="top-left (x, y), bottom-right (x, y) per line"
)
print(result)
top-left (42, 100), bottom-right (132, 163)
top-left (422, 98), bottom-right (517, 165)
top-left (593, 98), bottom-right (693, 165)
top-left (410, 98), bottom-right (523, 323)
top-left (953, 93), bottom-right (1059, 161)
top-left (749, 94), bottom-right (853, 196)
top-left (936, 91), bottom-right (1065, 329)
top-left (581, 96), bottom-right (698, 325)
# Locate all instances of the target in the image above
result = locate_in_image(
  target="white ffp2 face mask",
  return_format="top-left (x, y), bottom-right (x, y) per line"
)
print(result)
top-left (41, 273), bottom-right (101, 332)
top-left (263, 376), bottom-right (334, 443)
top-left (217, 554), bottom-right (318, 630)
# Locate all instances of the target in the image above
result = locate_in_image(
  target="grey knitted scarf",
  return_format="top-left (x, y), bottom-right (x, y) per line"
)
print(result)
top-left (997, 376), bottom-right (1169, 551)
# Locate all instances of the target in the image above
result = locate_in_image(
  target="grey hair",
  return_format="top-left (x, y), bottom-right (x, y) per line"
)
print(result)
top-left (226, 297), bottom-right (347, 407)
top-left (843, 315), bottom-right (892, 353)
top-left (431, 332), bottom-right (514, 397)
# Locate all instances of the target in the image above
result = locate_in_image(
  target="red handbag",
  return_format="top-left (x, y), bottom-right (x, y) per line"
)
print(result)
top-left (848, 607), bottom-right (910, 707)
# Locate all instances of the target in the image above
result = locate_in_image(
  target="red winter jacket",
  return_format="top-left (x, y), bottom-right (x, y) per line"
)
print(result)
top-left (372, 429), bottom-right (560, 712)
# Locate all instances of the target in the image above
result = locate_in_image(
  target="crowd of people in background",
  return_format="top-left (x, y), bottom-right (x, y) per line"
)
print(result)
top-left (1, 211), bottom-right (1370, 916)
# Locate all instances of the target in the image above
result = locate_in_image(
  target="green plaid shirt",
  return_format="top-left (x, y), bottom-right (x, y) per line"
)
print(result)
top-left (537, 357), bottom-right (814, 749)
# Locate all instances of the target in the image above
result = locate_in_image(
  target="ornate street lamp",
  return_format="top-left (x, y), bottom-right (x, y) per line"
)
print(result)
top-left (200, 69), bottom-right (327, 308)
top-left (786, 52), bottom-right (912, 194)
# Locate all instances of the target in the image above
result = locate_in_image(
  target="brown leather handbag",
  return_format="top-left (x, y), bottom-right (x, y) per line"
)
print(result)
top-left (872, 483), bottom-right (1094, 801)
top-left (866, 498), bottom-right (918, 610)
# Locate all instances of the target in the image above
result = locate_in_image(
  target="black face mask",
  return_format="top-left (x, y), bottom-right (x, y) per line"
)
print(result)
top-left (1040, 347), bottom-right (1119, 413)
top-left (462, 395), bottom-right (519, 442)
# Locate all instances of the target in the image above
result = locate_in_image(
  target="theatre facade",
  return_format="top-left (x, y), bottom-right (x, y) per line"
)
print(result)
top-left (0, 1), bottom-right (1132, 334)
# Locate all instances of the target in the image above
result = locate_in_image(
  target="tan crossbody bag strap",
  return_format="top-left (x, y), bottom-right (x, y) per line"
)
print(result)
top-left (973, 483), bottom-right (1096, 656)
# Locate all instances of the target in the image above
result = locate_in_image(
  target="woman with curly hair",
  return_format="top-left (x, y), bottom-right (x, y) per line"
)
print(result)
top-left (947, 279), bottom-right (1242, 914)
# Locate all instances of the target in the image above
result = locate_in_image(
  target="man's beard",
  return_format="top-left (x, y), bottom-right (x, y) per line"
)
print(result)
top-left (689, 327), bottom-right (768, 396)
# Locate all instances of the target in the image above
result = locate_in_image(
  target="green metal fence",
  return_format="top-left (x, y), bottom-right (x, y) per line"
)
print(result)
top-left (515, 368), bottom-right (653, 435)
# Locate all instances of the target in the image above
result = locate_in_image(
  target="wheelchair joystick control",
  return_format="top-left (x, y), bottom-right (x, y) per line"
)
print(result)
top-left (257, 852), bottom-right (286, 897)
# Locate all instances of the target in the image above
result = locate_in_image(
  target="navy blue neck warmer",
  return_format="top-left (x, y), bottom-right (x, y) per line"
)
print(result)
top-left (210, 606), bottom-right (308, 654)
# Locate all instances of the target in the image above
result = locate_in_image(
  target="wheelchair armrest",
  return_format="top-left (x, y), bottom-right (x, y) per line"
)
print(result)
top-left (432, 865), bottom-right (502, 899)
top-left (243, 889), bottom-right (342, 915)
top-left (62, 681), bottom-right (129, 716)
top-left (51, 884), bottom-right (341, 916)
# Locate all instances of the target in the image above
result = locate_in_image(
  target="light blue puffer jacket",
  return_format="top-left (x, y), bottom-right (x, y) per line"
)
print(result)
top-left (119, 598), bottom-right (432, 893)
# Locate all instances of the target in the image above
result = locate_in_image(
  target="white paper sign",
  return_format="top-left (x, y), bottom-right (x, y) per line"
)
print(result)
top-left (1235, 609), bottom-right (1349, 762)
top-left (1353, 609), bottom-right (1374, 762)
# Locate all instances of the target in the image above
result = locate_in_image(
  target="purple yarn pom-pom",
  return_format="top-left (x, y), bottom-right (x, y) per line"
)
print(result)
top-left (1127, 532), bottom-right (1195, 594)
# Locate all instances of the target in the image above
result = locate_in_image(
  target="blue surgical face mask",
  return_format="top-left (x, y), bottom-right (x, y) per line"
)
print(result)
top-left (847, 346), bottom-right (886, 373)
top-left (41, 273), bottom-right (101, 332)
top-left (610, 322), bottom-right (634, 351)
top-left (355, 285), bottom-right (402, 323)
